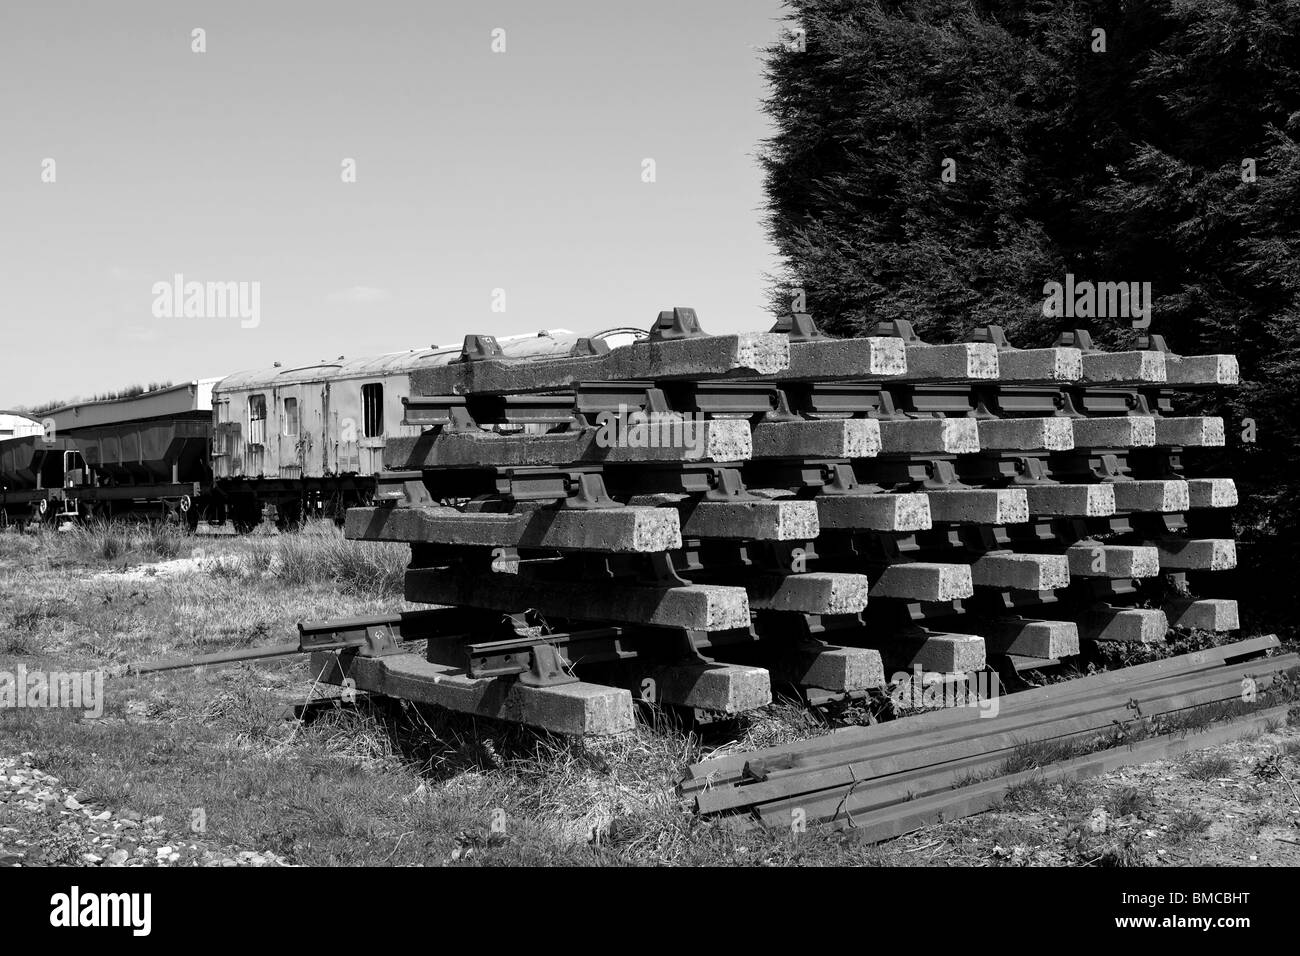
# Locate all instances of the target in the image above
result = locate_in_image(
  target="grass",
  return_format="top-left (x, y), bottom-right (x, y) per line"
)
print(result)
top-left (1106, 786), bottom-right (1152, 818)
top-left (1166, 810), bottom-right (1211, 842)
top-left (208, 521), bottom-right (408, 597)
top-left (1003, 774), bottom-right (1055, 808)
top-left (981, 818), bottom-right (1051, 851)
top-left (1184, 754), bottom-right (1235, 781)
top-left (1001, 736), bottom-right (1091, 776)
top-left (3, 523), bottom-right (1299, 866)
top-left (5, 519), bottom-right (196, 567)
top-left (3, 518), bottom-right (406, 599)
top-left (0, 522), bottom-right (406, 669)
top-left (2, 683), bottom-right (907, 866)
top-left (0, 525), bottom-right (892, 865)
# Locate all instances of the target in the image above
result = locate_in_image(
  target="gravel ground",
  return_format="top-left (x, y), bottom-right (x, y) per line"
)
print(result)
top-left (0, 753), bottom-right (290, 867)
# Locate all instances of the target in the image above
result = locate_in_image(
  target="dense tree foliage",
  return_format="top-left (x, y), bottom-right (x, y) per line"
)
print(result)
top-left (762, 1), bottom-right (1300, 601)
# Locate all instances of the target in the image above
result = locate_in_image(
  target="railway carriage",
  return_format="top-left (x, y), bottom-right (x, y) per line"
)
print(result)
top-left (209, 329), bottom-right (585, 530)
top-left (1, 328), bottom-right (638, 531)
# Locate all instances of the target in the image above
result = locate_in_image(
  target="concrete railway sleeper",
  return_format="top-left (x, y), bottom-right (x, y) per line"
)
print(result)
top-left (100, 311), bottom-right (1244, 753)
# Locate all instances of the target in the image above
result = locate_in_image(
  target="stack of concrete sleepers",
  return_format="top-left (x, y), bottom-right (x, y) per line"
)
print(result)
top-left (308, 309), bottom-right (1241, 735)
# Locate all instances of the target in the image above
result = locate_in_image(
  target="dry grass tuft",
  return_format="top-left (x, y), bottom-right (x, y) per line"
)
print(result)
top-left (205, 521), bottom-right (407, 597)
top-left (1184, 753), bottom-right (1235, 781)
top-left (5, 519), bottom-right (195, 566)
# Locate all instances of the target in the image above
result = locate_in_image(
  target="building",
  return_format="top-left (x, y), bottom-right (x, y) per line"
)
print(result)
top-left (0, 412), bottom-right (44, 440)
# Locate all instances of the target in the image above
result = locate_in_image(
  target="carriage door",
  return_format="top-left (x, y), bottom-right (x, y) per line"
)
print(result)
top-left (359, 382), bottom-right (385, 474)
top-left (293, 383), bottom-right (326, 478)
top-left (279, 393), bottom-right (303, 479)
top-left (322, 381), bottom-right (336, 474)
top-left (247, 394), bottom-right (267, 476)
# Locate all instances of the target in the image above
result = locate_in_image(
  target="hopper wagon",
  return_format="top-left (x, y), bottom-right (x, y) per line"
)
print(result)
top-left (29, 381), bottom-right (220, 525)
top-left (0, 430), bottom-right (75, 528)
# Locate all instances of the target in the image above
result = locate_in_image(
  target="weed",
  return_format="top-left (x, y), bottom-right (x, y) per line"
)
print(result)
top-left (207, 522), bottom-right (407, 597)
top-left (1001, 737), bottom-right (1086, 775)
top-left (1251, 753), bottom-right (1283, 780)
top-left (1184, 754), bottom-right (1234, 781)
top-left (1003, 774), bottom-right (1054, 808)
top-left (1107, 786), bottom-right (1151, 818)
top-left (1166, 810), bottom-right (1211, 842)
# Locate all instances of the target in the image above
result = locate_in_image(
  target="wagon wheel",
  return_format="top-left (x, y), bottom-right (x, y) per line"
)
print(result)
top-left (184, 496), bottom-right (201, 533)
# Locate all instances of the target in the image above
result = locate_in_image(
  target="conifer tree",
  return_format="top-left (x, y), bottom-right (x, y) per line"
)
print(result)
top-left (762, 0), bottom-right (1300, 587)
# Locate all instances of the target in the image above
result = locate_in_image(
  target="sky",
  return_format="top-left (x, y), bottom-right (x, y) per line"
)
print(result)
top-left (0, 0), bottom-right (790, 407)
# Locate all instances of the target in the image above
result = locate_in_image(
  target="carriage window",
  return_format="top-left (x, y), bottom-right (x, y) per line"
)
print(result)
top-left (283, 397), bottom-right (299, 438)
top-left (248, 394), bottom-right (267, 445)
top-left (362, 383), bottom-right (383, 438)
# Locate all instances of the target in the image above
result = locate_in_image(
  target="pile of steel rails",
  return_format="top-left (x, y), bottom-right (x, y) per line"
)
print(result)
top-left (265, 307), bottom-right (1248, 736)
top-left (679, 636), bottom-right (1297, 840)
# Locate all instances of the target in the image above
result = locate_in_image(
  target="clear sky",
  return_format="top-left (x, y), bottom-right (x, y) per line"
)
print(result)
top-left (0, 0), bottom-right (789, 407)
